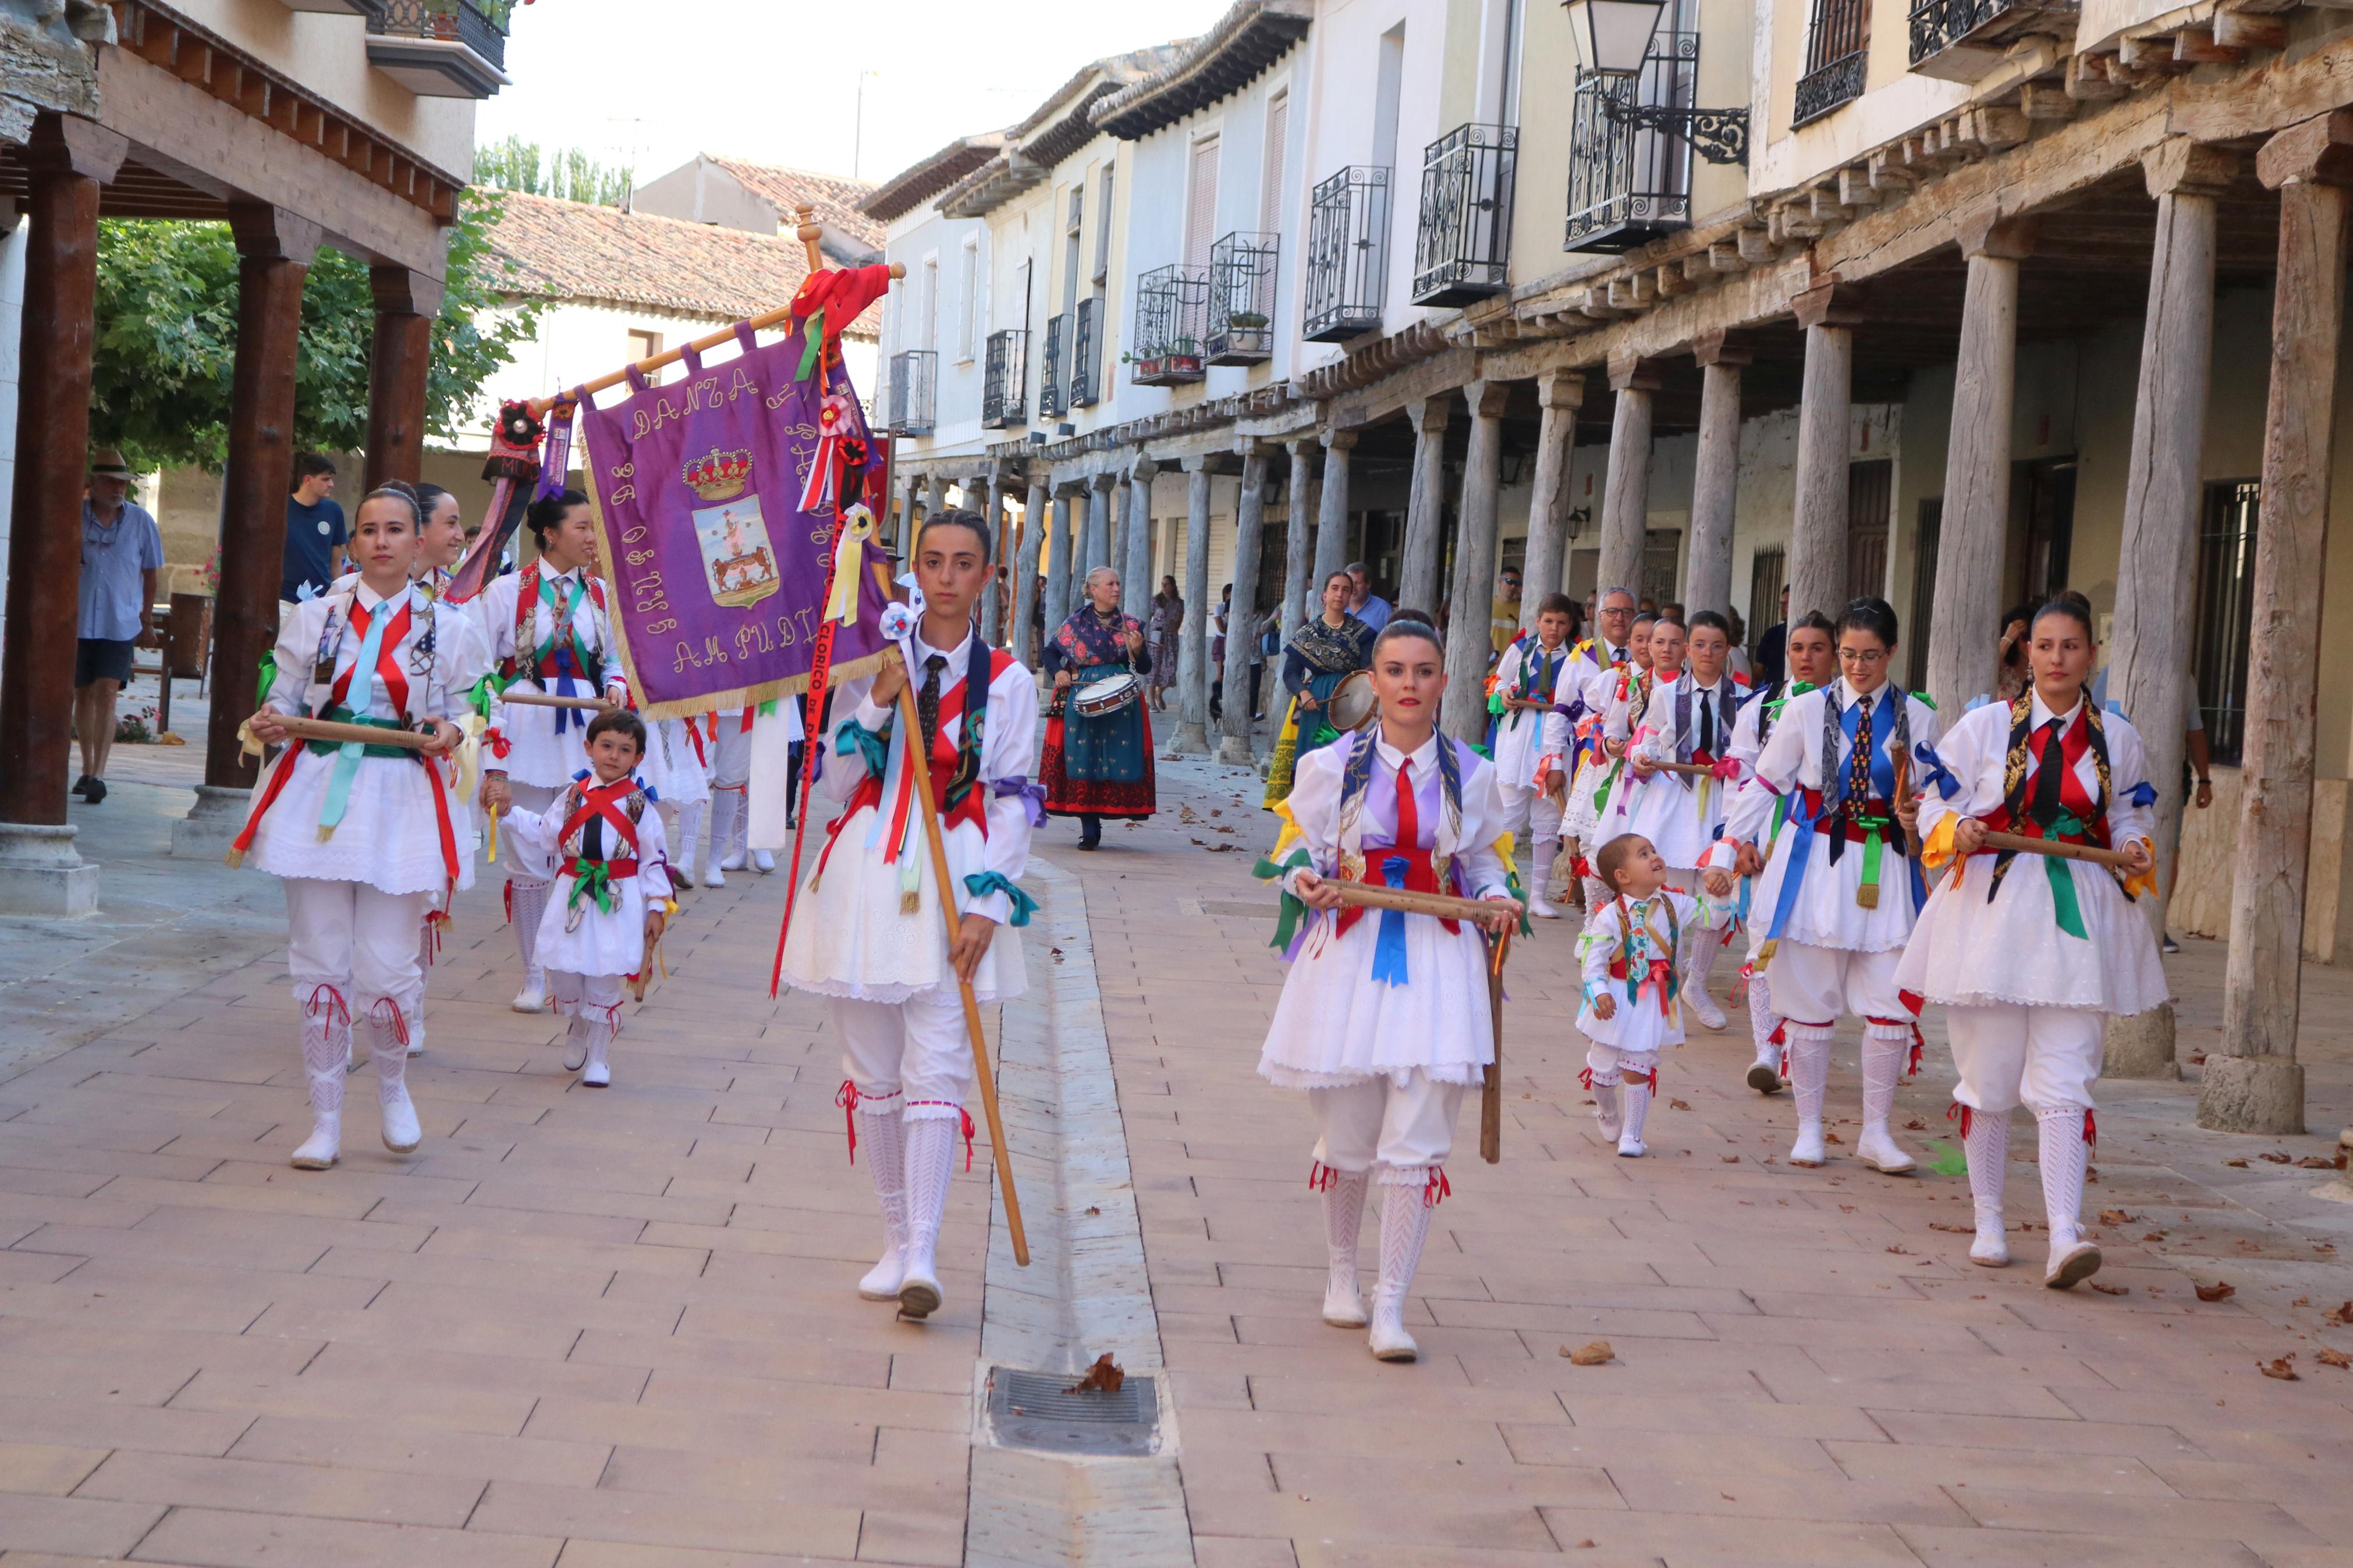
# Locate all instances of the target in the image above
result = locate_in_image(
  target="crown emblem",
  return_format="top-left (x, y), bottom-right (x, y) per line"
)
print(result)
top-left (682, 446), bottom-right (754, 501)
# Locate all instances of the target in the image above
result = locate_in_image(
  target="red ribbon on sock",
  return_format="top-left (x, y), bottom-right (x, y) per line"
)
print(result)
top-left (1948, 1101), bottom-right (1972, 1139)
top-left (1422, 1168), bottom-right (1451, 1208)
top-left (303, 983), bottom-right (349, 1027)
top-left (1308, 1160), bottom-right (1336, 1192)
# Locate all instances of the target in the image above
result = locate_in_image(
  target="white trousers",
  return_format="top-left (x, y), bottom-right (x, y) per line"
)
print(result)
top-left (1946, 1002), bottom-right (2103, 1116)
top-left (1765, 941), bottom-right (1910, 1028)
top-left (551, 971), bottom-right (625, 1021)
top-left (1585, 1041), bottom-right (1660, 1083)
top-left (711, 721), bottom-right (753, 790)
top-left (834, 990), bottom-right (974, 1108)
top-left (1308, 1072), bottom-right (1467, 1173)
top-left (1496, 781), bottom-right (1564, 846)
top-left (284, 878), bottom-right (431, 1014)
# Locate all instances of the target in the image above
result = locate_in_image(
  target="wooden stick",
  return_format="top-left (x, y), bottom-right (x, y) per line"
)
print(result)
top-left (1646, 760), bottom-right (1728, 779)
top-left (528, 205), bottom-right (903, 417)
top-left (1976, 830), bottom-right (2136, 871)
top-left (496, 689), bottom-right (616, 713)
top-left (1324, 880), bottom-right (1509, 924)
top-left (275, 716), bottom-right (435, 751)
top-left (868, 561), bottom-right (1028, 1267)
top-left (1481, 929), bottom-right (1509, 1165)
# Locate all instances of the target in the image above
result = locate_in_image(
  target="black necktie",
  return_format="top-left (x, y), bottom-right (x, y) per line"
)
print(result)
top-left (918, 653), bottom-right (947, 759)
top-left (1698, 686), bottom-right (1716, 758)
top-left (2031, 717), bottom-right (2067, 827)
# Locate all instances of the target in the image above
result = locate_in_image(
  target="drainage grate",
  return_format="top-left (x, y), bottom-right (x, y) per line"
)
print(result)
top-left (986, 1366), bottom-right (1160, 1456)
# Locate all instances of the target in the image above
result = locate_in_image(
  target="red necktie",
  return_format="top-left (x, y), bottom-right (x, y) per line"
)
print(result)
top-left (1394, 759), bottom-right (1418, 848)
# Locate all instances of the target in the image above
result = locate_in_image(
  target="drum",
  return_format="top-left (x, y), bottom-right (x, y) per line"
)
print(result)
top-left (1073, 673), bottom-right (1142, 719)
top-left (1326, 669), bottom-right (1378, 733)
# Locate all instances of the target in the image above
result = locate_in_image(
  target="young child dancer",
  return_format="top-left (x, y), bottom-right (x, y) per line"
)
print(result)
top-left (1553, 610), bottom-right (1656, 909)
top-left (778, 509), bottom-right (1039, 1321)
top-left (1492, 593), bottom-right (1578, 918)
top-left (1578, 832), bottom-right (1727, 1157)
top-left (499, 709), bottom-right (672, 1088)
top-left (1721, 611), bottom-right (1837, 1093)
top-left (235, 483), bottom-right (477, 1169)
top-left (1898, 598), bottom-right (2163, 1287)
top-left (473, 490), bottom-right (631, 1014)
top-left (1702, 598), bottom-right (1940, 1173)
top-left (1259, 620), bottom-right (1521, 1363)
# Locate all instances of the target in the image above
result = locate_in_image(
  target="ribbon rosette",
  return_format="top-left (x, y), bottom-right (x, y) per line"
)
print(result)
top-left (1371, 855), bottom-right (1414, 987)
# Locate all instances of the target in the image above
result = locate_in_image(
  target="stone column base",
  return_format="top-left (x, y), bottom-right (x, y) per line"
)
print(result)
top-left (2103, 1005), bottom-right (2182, 1080)
top-left (1172, 721), bottom-right (1209, 755)
top-left (2195, 1054), bottom-right (2306, 1136)
top-left (170, 784), bottom-right (253, 860)
top-left (1215, 734), bottom-right (1255, 768)
top-left (0, 822), bottom-right (98, 917)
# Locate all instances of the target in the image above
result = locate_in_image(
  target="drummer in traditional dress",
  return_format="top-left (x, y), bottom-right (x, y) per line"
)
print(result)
top-left (1041, 567), bottom-right (1155, 849)
top-left (233, 484), bottom-right (479, 1169)
top-left (1701, 598), bottom-right (1940, 1174)
top-left (778, 509), bottom-right (1039, 1321)
top-left (1264, 570), bottom-right (1375, 806)
top-left (1257, 620), bottom-right (1521, 1363)
top-left (1491, 593), bottom-right (1577, 917)
top-left (472, 490), bottom-right (631, 1014)
top-left (1897, 598), bottom-right (2163, 1288)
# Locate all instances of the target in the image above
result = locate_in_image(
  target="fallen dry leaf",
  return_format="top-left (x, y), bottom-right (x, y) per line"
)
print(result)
top-left (2293, 1296), bottom-right (2312, 1308)
top-left (2098, 1210), bottom-right (2136, 1226)
top-left (1568, 1340), bottom-right (1614, 1366)
top-left (2260, 1151), bottom-right (2292, 1164)
top-left (2227, 1158), bottom-right (2249, 1168)
top-left (1063, 1353), bottom-right (1126, 1395)
top-left (2297, 1156), bottom-right (2337, 1169)
top-left (1904, 1119), bottom-right (1927, 1130)
top-left (1669, 1098), bottom-right (1691, 1111)
top-left (2260, 1357), bottom-right (2301, 1381)
top-left (1721, 1155), bottom-right (1740, 1163)
top-left (2196, 1282), bottom-right (2237, 1303)
top-left (1824, 1132), bottom-right (1845, 1145)
top-left (2323, 1302), bottom-right (2353, 1326)
top-left (2318, 1348), bottom-right (2351, 1370)
top-left (2091, 1282), bottom-right (2130, 1296)
top-left (1886, 1246), bottom-right (1909, 1256)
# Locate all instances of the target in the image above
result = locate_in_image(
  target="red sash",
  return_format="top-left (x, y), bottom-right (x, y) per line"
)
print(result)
top-left (813, 652), bottom-right (1012, 883)
top-left (560, 776), bottom-right (645, 859)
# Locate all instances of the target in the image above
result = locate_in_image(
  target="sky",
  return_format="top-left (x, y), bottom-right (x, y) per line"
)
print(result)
top-left (478, 0), bottom-right (1237, 191)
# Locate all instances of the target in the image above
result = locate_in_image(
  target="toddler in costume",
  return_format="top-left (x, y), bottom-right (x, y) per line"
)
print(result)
top-left (1578, 832), bottom-right (1727, 1157)
top-left (499, 709), bottom-right (672, 1087)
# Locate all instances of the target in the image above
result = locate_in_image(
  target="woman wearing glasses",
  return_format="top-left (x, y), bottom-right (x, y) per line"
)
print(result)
top-left (1702, 598), bottom-right (1940, 1175)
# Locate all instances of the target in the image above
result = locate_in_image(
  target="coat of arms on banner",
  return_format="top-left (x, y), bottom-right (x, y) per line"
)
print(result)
top-left (684, 445), bottom-right (780, 609)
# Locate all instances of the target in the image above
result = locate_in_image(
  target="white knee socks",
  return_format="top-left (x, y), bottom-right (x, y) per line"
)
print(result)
top-left (1858, 1026), bottom-right (1917, 1174)
top-left (2034, 1104), bottom-right (2089, 1248)
top-left (291, 992), bottom-right (349, 1169)
top-left (1321, 1169), bottom-right (1369, 1327)
top-left (1619, 1064), bottom-right (1653, 1156)
top-left (898, 1109), bottom-right (961, 1317)
top-left (1530, 844), bottom-right (1558, 916)
top-left (509, 878), bottom-right (551, 1006)
top-left (1747, 970), bottom-right (1783, 1087)
top-left (1681, 935), bottom-right (1726, 1030)
top-left (1588, 1064), bottom-right (1623, 1142)
top-left (715, 788), bottom-right (748, 870)
top-left (856, 1091), bottom-right (908, 1300)
top-left (1965, 1108), bottom-right (2011, 1265)
top-left (368, 1000), bottom-right (421, 1154)
top-left (1786, 1025), bottom-right (1832, 1166)
top-left (1370, 1168), bottom-right (1436, 1361)
top-left (673, 801), bottom-right (705, 885)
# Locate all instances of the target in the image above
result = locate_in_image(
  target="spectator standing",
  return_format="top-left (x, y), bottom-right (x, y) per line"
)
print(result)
top-left (1490, 567), bottom-right (1522, 657)
top-left (73, 449), bottom-right (164, 804)
top-left (281, 453), bottom-right (346, 608)
top-left (1210, 583), bottom-right (1231, 719)
top-left (1752, 583), bottom-right (1790, 687)
top-left (1345, 561), bottom-right (1393, 632)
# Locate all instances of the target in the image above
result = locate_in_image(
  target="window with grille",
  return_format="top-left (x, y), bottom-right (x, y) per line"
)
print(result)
top-left (2194, 479), bottom-right (2260, 765)
top-left (1747, 546), bottom-right (1787, 658)
top-left (1795, 0), bottom-right (1869, 127)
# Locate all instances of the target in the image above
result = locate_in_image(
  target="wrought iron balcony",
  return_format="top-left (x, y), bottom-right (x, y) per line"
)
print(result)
top-left (886, 349), bottom-right (937, 436)
top-left (1794, 0), bottom-right (1869, 126)
top-left (366, 0), bottom-right (511, 99)
top-left (1910, 0), bottom-right (2078, 81)
top-left (1132, 265), bottom-right (1210, 387)
top-left (1304, 166), bottom-right (1389, 343)
top-left (1565, 33), bottom-right (1698, 255)
top-left (982, 329), bottom-right (1027, 429)
top-left (1039, 314), bottom-right (1067, 418)
top-left (1412, 124), bottom-right (1518, 307)
top-left (1070, 298), bottom-right (1100, 408)
top-left (1206, 232), bottom-right (1278, 366)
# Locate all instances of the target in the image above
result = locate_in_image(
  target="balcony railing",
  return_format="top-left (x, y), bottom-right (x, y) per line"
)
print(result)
top-left (1039, 314), bottom-right (1067, 418)
top-left (1564, 32), bottom-right (1698, 255)
top-left (1304, 166), bottom-right (1389, 343)
top-left (886, 349), bottom-right (937, 436)
top-left (982, 329), bottom-right (1027, 428)
top-left (1070, 298), bottom-right (1100, 408)
top-left (1910, 0), bottom-right (2075, 78)
top-left (1794, 0), bottom-right (1869, 126)
top-left (365, 0), bottom-right (511, 98)
top-left (1133, 265), bottom-right (1209, 387)
top-left (1206, 232), bottom-right (1278, 366)
top-left (1412, 124), bottom-right (1517, 307)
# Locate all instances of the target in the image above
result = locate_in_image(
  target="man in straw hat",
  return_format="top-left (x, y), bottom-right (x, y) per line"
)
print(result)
top-left (73, 449), bottom-right (163, 805)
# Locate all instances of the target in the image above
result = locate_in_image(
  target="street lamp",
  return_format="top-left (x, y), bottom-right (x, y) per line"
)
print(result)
top-left (1560, 0), bottom-right (1751, 167)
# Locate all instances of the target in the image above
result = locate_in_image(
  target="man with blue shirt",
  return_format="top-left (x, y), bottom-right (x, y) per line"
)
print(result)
top-left (74, 450), bottom-right (164, 804)
top-left (280, 452), bottom-right (345, 608)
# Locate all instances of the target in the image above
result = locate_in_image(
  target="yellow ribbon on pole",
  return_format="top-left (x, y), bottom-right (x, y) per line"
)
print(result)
top-left (822, 506), bottom-right (875, 627)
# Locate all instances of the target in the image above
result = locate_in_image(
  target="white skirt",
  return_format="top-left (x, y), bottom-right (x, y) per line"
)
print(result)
top-left (245, 749), bottom-right (457, 896)
top-left (1258, 909), bottom-right (1496, 1089)
top-left (533, 869), bottom-right (651, 979)
top-left (1563, 752), bottom-right (1618, 842)
top-left (776, 806), bottom-right (1026, 1004)
top-left (494, 682), bottom-right (601, 790)
top-left (1895, 854), bottom-right (2170, 1015)
top-left (641, 719), bottom-right (712, 807)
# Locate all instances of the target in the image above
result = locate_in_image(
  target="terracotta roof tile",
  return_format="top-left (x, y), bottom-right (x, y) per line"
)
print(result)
top-left (697, 157), bottom-right (883, 253)
top-left (483, 190), bottom-right (882, 337)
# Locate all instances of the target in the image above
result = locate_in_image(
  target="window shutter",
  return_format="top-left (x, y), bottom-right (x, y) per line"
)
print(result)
top-left (1260, 96), bottom-right (1288, 236)
top-left (1186, 137), bottom-right (1222, 269)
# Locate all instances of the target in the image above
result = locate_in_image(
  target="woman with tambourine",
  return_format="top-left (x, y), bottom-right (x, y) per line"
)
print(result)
top-left (1264, 569), bottom-right (1375, 808)
top-left (1040, 566), bottom-right (1155, 849)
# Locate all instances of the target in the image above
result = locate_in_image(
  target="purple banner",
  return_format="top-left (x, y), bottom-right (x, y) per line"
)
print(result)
top-left (579, 318), bottom-right (892, 718)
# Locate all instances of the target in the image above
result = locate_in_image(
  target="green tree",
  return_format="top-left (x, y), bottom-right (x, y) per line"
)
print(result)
top-left (88, 192), bottom-right (542, 473)
top-left (472, 135), bottom-right (634, 207)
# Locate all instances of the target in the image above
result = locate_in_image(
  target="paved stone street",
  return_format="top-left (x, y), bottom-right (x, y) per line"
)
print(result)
top-left (3, 730), bottom-right (2352, 1566)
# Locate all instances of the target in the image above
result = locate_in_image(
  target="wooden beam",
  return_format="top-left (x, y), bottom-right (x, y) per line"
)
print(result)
top-left (2174, 26), bottom-right (2245, 65)
top-left (2018, 82), bottom-right (2075, 120)
top-left (2213, 10), bottom-right (2287, 50)
top-left (2066, 51), bottom-right (2128, 101)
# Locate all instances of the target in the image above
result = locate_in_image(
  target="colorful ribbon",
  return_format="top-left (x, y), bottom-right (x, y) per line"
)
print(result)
top-left (1371, 855), bottom-right (1412, 987)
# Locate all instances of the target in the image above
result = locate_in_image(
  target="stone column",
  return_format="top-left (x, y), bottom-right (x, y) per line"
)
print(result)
top-left (1280, 438), bottom-right (1318, 645)
top-left (1684, 333), bottom-right (1748, 621)
top-left (1398, 397), bottom-right (1451, 614)
top-left (2106, 143), bottom-right (2237, 1082)
top-left (1787, 276), bottom-right (1862, 622)
top-left (1123, 459), bottom-right (1157, 620)
top-left (363, 266), bottom-right (443, 490)
top-left (1014, 475), bottom-right (1049, 667)
top-left (901, 468), bottom-right (927, 546)
top-left (1086, 474), bottom-right (1116, 574)
top-left (197, 202), bottom-right (325, 830)
top-left (1444, 380), bottom-right (1511, 742)
top-left (0, 115), bottom-right (125, 915)
top-left (1596, 352), bottom-right (1659, 603)
top-left (1219, 442), bottom-right (1271, 766)
top-left (925, 474), bottom-right (949, 517)
top-left (971, 475), bottom-right (1001, 645)
top-left (1177, 457), bottom-right (1216, 754)
top-left (1042, 485), bottom-right (1078, 635)
top-left (2207, 112), bottom-right (2353, 1136)
top-left (1518, 370), bottom-right (1583, 632)
top-left (1925, 214), bottom-right (2036, 718)
top-left (1313, 429), bottom-right (1355, 594)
